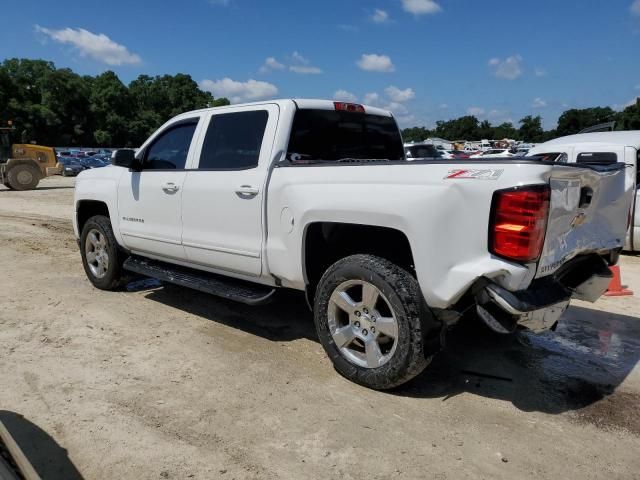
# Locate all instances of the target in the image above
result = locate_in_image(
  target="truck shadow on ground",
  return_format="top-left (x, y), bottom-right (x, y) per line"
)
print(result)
top-left (140, 280), bottom-right (640, 416)
top-left (397, 305), bottom-right (640, 418)
top-left (0, 411), bottom-right (84, 479)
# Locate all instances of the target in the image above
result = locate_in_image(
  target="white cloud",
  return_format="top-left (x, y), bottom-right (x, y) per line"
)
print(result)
top-left (364, 92), bottom-right (381, 105)
top-left (35, 25), bottom-right (140, 65)
top-left (259, 57), bottom-right (285, 74)
top-left (631, 0), bottom-right (640, 15)
top-left (200, 78), bottom-right (278, 103)
top-left (371, 9), bottom-right (390, 23)
top-left (532, 97), bottom-right (547, 108)
top-left (209, 0), bottom-right (232, 5)
top-left (534, 67), bottom-right (547, 77)
top-left (292, 51), bottom-right (309, 64)
top-left (261, 52), bottom-right (322, 75)
top-left (467, 107), bottom-right (485, 116)
top-left (488, 55), bottom-right (523, 80)
top-left (289, 65), bottom-right (322, 74)
top-left (289, 51), bottom-right (323, 74)
top-left (438, 103), bottom-right (448, 109)
top-left (401, 0), bottom-right (442, 15)
top-left (334, 90), bottom-right (358, 102)
top-left (384, 86), bottom-right (415, 102)
top-left (357, 53), bottom-right (395, 72)
top-left (384, 102), bottom-right (409, 116)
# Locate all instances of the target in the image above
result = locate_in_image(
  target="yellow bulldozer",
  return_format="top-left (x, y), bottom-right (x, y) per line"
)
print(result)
top-left (0, 124), bottom-right (59, 190)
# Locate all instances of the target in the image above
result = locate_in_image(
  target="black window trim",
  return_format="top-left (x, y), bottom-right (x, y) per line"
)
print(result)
top-left (139, 117), bottom-right (200, 171)
top-left (192, 109), bottom-right (271, 172)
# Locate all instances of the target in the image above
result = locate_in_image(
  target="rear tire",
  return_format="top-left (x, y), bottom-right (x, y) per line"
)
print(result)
top-left (314, 254), bottom-right (442, 390)
top-left (80, 215), bottom-right (127, 290)
top-left (7, 164), bottom-right (40, 190)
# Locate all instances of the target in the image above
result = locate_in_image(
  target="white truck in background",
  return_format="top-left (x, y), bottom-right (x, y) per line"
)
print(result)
top-left (73, 99), bottom-right (634, 390)
top-left (528, 131), bottom-right (639, 252)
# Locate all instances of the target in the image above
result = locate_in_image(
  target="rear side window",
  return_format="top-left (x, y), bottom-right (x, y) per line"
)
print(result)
top-left (199, 111), bottom-right (269, 169)
top-left (144, 122), bottom-right (198, 170)
top-left (576, 152), bottom-right (617, 165)
top-left (287, 109), bottom-right (404, 161)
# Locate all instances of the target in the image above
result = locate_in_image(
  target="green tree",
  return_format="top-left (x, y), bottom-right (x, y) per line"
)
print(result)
top-left (493, 122), bottom-right (518, 140)
top-left (616, 98), bottom-right (640, 131)
top-left (556, 107), bottom-right (617, 137)
top-left (401, 126), bottom-right (431, 142)
top-left (434, 115), bottom-right (479, 140)
top-left (518, 115), bottom-right (544, 142)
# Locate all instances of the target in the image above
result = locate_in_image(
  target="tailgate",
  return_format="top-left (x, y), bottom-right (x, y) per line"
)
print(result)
top-left (536, 162), bottom-right (633, 278)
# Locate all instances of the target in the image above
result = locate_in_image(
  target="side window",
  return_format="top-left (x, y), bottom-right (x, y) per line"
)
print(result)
top-left (199, 111), bottom-right (268, 169)
top-left (143, 121), bottom-right (198, 170)
top-left (576, 152), bottom-right (617, 165)
top-left (531, 152), bottom-right (567, 162)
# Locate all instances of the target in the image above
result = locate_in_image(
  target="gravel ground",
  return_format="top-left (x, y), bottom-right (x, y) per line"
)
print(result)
top-left (1, 176), bottom-right (639, 480)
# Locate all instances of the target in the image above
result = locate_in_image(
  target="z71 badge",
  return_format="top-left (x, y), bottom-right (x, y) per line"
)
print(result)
top-left (445, 169), bottom-right (504, 180)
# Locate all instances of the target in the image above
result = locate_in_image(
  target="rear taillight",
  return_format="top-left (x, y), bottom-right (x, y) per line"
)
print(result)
top-left (489, 185), bottom-right (550, 262)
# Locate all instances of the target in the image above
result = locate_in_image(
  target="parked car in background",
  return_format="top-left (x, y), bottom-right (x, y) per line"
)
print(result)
top-left (450, 150), bottom-right (470, 159)
top-left (58, 157), bottom-right (85, 176)
top-left (527, 131), bottom-right (639, 252)
top-left (78, 157), bottom-right (109, 169)
top-left (470, 148), bottom-right (515, 158)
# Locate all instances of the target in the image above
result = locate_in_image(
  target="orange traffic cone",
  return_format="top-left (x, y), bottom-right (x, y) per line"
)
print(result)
top-left (604, 265), bottom-right (633, 297)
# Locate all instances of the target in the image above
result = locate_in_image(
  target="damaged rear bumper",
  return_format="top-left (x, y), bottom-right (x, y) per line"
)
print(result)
top-left (475, 255), bottom-right (613, 333)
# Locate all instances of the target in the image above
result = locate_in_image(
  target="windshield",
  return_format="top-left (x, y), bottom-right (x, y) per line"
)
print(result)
top-left (287, 109), bottom-right (404, 162)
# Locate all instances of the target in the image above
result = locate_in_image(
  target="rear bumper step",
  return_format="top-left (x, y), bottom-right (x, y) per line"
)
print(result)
top-left (123, 256), bottom-right (276, 305)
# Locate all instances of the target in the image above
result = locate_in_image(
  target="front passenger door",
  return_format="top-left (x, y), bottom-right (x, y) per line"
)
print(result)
top-left (117, 118), bottom-right (200, 260)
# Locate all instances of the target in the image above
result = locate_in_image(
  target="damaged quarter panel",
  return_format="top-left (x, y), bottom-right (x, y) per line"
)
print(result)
top-left (266, 161), bottom-right (558, 309)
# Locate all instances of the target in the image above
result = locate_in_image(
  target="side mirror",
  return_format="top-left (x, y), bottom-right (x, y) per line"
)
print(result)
top-left (112, 149), bottom-right (141, 170)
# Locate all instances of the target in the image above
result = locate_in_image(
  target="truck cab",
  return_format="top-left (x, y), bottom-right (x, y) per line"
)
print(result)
top-left (527, 132), bottom-right (640, 252)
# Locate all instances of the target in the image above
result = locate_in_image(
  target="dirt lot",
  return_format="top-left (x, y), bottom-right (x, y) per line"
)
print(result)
top-left (1, 176), bottom-right (640, 480)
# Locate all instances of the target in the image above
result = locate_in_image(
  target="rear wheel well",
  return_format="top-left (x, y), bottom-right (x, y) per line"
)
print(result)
top-left (304, 222), bottom-right (415, 297)
top-left (77, 200), bottom-right (110, 234)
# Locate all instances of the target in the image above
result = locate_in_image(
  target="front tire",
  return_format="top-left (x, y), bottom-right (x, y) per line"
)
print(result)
top-left (7, 164), bottom-right (40, 190)
top-left (80, 215), bottom-right (126, 290)
top-left (314, 254), bottom-right (441, 390)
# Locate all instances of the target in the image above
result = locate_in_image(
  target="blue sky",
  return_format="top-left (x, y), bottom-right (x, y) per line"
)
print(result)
top-left (2, 0), bottom-right (640, 128)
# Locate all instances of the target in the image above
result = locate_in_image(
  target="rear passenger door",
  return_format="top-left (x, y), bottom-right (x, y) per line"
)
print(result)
top-left (181, 105), bottom-right (279, 276)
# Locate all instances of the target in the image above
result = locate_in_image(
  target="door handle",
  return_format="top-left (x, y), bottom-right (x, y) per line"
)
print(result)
top-left (236, 185), bottom-right (259, 196)
top-left (162, 182), bottom-right (180, 194)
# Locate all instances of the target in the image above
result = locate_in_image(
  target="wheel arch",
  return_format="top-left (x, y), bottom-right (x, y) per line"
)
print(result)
top-left (302, 221), bottom-right (416, 301)
top-left (76, 200), bottom-right (111, 235)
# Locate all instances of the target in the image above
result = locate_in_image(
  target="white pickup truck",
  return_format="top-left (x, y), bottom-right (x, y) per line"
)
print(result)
top-left (527, 131), bottom-right (639, 252)
top-left (73, 99), bottom-right (634, 390)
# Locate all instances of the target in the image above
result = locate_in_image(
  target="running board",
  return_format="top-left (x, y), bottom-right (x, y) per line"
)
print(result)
top-left (123, 256), bottom-right (276, 305)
